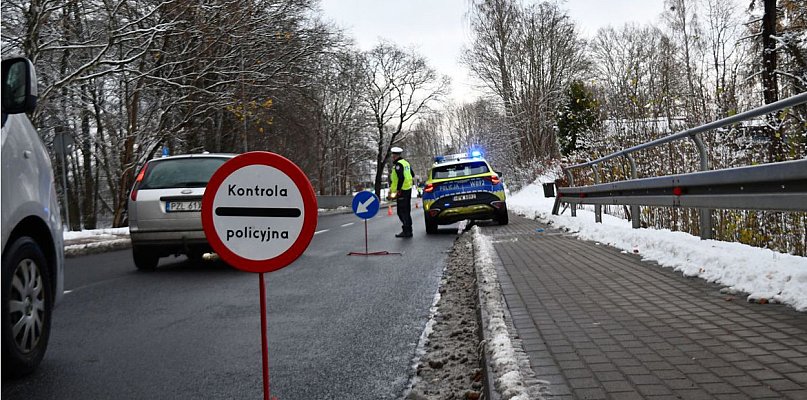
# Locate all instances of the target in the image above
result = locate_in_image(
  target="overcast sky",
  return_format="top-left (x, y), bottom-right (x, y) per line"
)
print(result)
top-left (318, 0), bottom-right (667, 103)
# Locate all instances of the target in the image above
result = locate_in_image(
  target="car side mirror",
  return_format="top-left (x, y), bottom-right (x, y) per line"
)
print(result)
top-left (1, 57), bottom-right (38, 116)
top-left (495, 171), bottom-right (504, 177)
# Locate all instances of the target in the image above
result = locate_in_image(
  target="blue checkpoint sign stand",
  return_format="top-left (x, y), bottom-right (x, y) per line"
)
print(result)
top-left (348, 191), bottom-right (401, 256)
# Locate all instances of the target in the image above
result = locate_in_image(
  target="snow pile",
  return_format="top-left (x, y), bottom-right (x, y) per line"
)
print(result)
top-left (63, 227), bottom-right (129, 240)
top-left (474, 226), bottom-right (543, 400)
top-left (508, 176), bottom-right (807, 311)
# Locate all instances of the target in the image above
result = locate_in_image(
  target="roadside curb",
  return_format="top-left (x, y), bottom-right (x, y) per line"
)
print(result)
top-left (472, 227), bottom-right (547, 400)
top-left (474, 240), bottom-right (502, 400)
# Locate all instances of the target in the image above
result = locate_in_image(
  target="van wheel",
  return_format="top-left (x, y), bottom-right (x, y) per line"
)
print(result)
top-left (2, 236), bottom-right (53, 378)
top-left (132, 247), bottom-right (159, 271)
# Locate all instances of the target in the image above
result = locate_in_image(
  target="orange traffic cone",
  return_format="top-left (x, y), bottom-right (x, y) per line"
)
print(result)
top-left (387, 204), bottom-right (394, 216)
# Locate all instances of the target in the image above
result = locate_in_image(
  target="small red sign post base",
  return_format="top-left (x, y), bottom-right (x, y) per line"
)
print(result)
top-left (347, 220), bottom-right (401, 256)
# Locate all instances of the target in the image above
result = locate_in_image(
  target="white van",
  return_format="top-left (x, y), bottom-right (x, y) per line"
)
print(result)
top-left (1, 56), bottom-right (64, 377)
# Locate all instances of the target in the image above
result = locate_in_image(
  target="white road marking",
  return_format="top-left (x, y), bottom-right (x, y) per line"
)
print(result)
top-left (64, 290), bottom-right (73, 295)
top-left (315, 229), bottom-right (330, 235)
top-left (340, 223), bottom-right (354, 227)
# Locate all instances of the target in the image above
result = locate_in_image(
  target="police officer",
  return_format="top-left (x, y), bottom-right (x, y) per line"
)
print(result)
top-left (390, 146), bottom-right (414, 238)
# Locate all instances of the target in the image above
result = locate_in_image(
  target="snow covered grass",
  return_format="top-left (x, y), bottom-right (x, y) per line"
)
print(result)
top-left (474, 226), bottom-right (543, 400)
top-left (509, 176), bottom-right (807, 312)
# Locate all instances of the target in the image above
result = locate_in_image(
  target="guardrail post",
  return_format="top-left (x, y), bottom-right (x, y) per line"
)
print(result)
top-left (690, 135), bottom-right (713, 240)
top-left (592, 165), bottom-right (602, 223)
top-left (625, 154), bottom-right (641, 229)
top-left (565, 168), bottom-right (576, 217)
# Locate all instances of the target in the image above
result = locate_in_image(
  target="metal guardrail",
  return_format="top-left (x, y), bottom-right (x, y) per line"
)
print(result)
top-left (552, 92), bottom-right (807, 240)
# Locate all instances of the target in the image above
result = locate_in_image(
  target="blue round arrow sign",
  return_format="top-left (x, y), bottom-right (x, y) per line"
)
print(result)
top-left (352, 191), bottom-right (380, 220)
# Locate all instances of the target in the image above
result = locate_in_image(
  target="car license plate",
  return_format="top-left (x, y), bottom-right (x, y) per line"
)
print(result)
top-left (453, 194), bottom-right (476, 201)
top-left (166, 201), bottom-right (202, 212)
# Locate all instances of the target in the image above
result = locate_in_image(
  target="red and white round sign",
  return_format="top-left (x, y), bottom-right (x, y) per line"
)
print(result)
top-left (202, 152), bottom-right (317, 273)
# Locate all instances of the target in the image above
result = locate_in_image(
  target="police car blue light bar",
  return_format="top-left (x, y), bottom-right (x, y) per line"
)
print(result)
top-left (433, 150), bottom-right (485, 164)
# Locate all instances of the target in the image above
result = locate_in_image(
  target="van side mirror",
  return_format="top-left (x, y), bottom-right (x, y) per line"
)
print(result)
top-left (495, 171), bottom-right (504, 177)
top-left (1, 57), bottom-right (38, 115)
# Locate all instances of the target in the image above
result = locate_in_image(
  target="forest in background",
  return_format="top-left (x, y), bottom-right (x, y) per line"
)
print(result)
top-left (2, 0), bottom-right (805, 254)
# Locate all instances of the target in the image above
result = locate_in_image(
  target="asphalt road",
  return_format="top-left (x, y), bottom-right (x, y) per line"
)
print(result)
top-left (2, 204), bottom-right (461, 399)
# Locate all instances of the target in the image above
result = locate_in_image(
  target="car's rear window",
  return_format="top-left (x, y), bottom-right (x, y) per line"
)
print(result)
top-left (431, 161), bottom-right (489, 179)
top-left (139, 157), bottom-right (229, 189)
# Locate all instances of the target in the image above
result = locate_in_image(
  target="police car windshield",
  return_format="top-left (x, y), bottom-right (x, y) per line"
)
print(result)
top-left (432, 161), bottom-right (489, 179)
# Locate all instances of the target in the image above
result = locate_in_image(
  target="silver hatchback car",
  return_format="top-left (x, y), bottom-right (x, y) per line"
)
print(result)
top-left (127, 153), bottom-right (234, 270)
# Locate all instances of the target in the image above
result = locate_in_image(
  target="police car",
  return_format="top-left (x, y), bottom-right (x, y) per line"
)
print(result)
top-left (422, 151), bottom-right (508, 234)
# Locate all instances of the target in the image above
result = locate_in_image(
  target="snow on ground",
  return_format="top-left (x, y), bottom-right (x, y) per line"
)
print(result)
top-left (508, 176), bottom-right (807, 312)
top-left (63, 227), bottom-right (129, 240)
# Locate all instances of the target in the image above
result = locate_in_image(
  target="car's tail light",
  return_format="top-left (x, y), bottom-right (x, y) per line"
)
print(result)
top-left (484, 175), bottom-right (501, 185)
top-left (130, 163), bottom-right (149, 201)
top-left (424, 183), bottom-right (435, 193)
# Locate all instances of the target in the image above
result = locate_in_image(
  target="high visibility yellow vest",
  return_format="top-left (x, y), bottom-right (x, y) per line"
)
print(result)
top-left (391, 159), bottom-right (413, 191)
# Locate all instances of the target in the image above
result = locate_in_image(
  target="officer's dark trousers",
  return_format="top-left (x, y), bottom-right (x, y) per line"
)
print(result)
top-left (397, 189), bottom-right (412, 234)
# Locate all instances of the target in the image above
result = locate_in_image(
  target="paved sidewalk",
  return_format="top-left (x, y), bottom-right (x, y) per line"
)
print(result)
top-left (482, 214), bottom-right (807, 400)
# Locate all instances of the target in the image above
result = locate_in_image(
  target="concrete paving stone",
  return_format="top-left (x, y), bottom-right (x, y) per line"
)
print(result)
top-left (733, 360), bottom-right (767, 371)
top-left (754, 354), bottom-right (787, 365)
top-left (673, 388), bottom-right (721, 400)
top-left (528, 353), bottom-right (557, 367)
top-left (739, 384), bottom-right (783, 398)
top-left (686, 372), bottom-right (723, 384)
top-left (634, 353), bottom-right (664, 363)
top-left (782, 389), bottom-right (807, 400)
top-left (723, 375), bottom-right (768, 388)
top-left (571, 388), bottom-right (607, 399)
top-left (665, 378), bottom-right (696, 389)
top-left (636, 384), bottom-right (675, 397)
top-left (643, 361), bottom-right (676, 371)
top-left (773, 349), bottom-right (806, 359)
top-left (713, 394), bottom-right (753, 400)
top-left (786, 371), bottom-right (807, 383)
top-left (627, 374), bottom-right (663, 385)
top-left (710, 366), bottom-right (746, 378)
top-left (554, 352), bottom-right (582, 362)
top-left (664, 356), bottom-right (697, 366)
top-left (654, 369), bottom-right (686, 380)
top-left (533, 365), bottom-right (562, 376)
top-left (619, 366), bottom-right (652, 376)
top-left (557, 360), bottom-right (586, 370)
top-left (612, 358), bottom-right (643, 368)
top-left (764, 378), bottom-right (803, 392)
top-left (567, 377), bottom-right (600, 390)
top-left (564, 368), bottom-right (594, 379)
top-left (747, 368), bottom-right (785, 381)
top-left (600, 380), bottom-right (635, 393)
top-left (697, 357), bottom-right (731, 369)
top-left (701, 382), bottom-right (742, 394)
top-left (792, 357), bottom-right (807, 366)
top-left (588, 363), bottom-right (617, 373)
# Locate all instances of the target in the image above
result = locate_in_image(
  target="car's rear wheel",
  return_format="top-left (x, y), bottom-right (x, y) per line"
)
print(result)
top-left (2, 236), bottom-right (53, 378)
top-left (132, 246), bottom-right (159, 271)
top-left (425, 216), bottom-right (438, 234)
top-left (496, 206), bottom-right (509, 225)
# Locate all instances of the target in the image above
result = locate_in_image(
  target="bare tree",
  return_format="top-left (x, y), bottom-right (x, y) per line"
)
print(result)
top-left (361, 41), bottom-right (449, 198)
